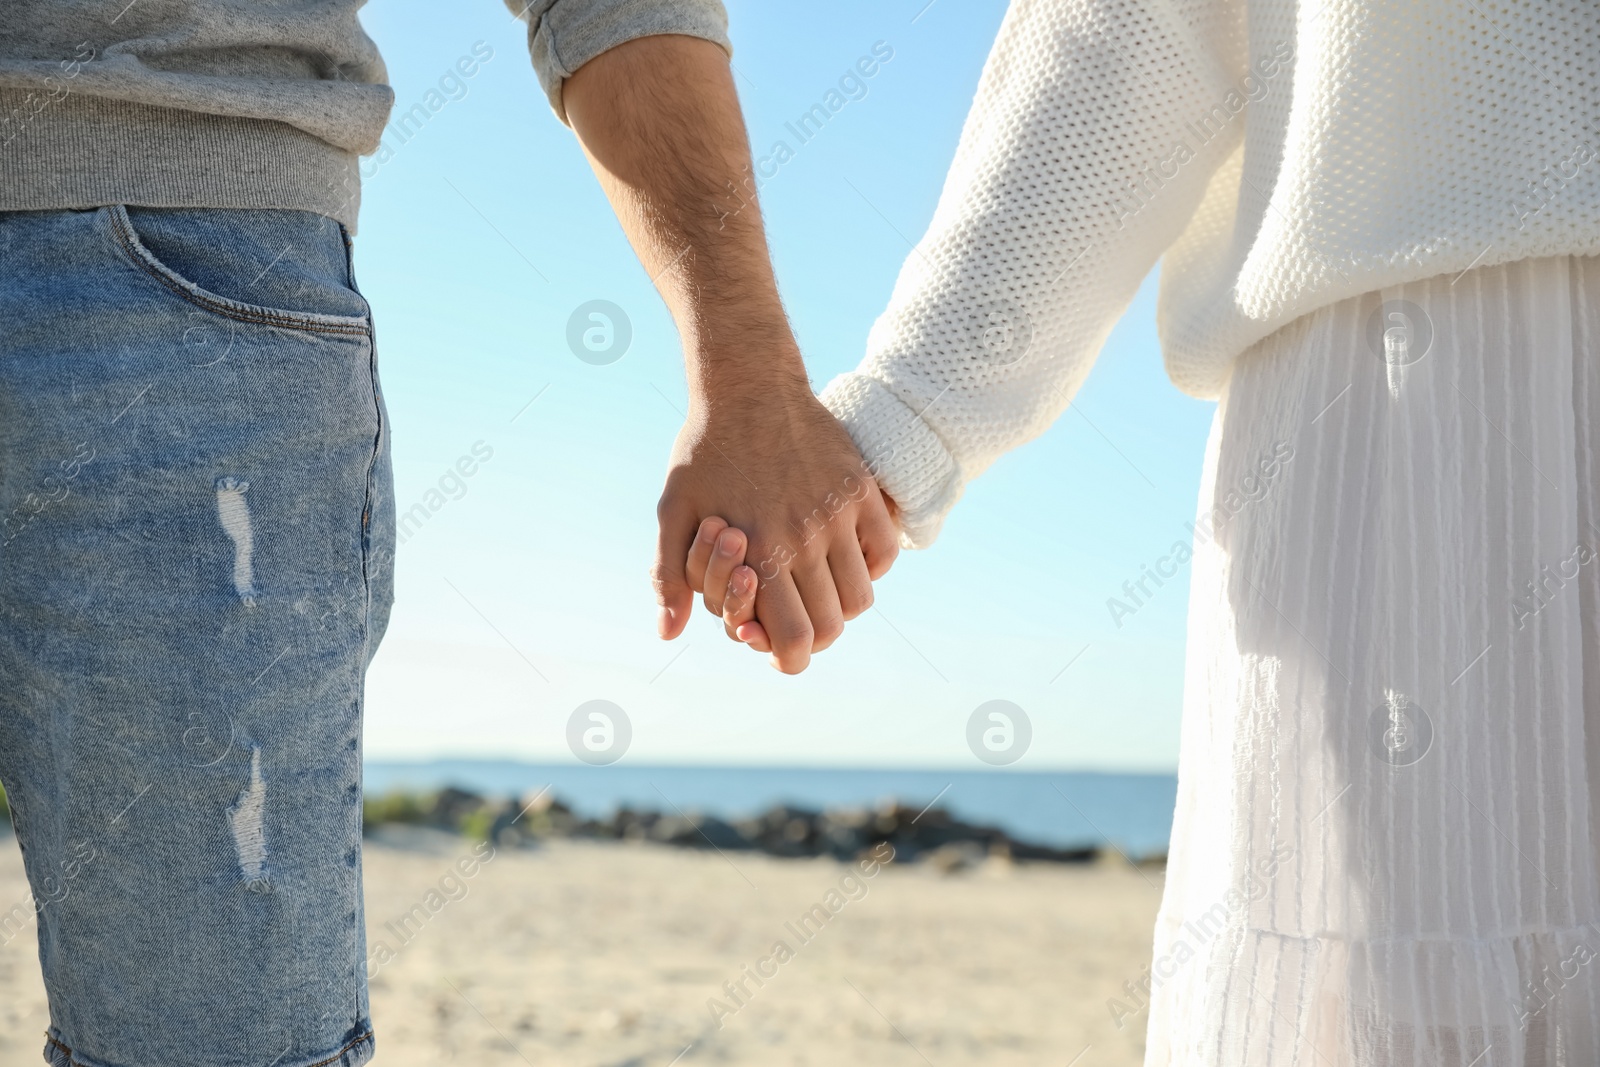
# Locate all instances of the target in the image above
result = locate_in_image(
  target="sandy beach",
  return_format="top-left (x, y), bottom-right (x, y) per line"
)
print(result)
top-left (0, 832), bottom-right (1162, 1066)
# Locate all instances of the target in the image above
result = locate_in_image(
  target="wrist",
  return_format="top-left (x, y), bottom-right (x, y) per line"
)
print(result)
top-left (684, 330), bottom-right (812, 411)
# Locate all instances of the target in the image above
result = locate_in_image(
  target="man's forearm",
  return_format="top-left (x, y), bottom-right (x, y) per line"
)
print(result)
top-left (563, 34), bottom-right (806, 403)
top-left (564, 32), bottom-right (898, 672)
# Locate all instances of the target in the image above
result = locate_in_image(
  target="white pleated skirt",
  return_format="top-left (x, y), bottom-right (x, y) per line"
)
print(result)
top-left (1146, 255), bottom-right (1600, 1067)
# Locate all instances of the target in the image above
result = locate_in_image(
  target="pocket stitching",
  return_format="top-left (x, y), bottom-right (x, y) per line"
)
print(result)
top-left (106, 205), bottom-right (372, 337)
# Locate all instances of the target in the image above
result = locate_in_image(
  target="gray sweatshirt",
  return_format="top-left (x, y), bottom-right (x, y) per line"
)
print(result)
top-left (0, 0), bottom-right (731, 230)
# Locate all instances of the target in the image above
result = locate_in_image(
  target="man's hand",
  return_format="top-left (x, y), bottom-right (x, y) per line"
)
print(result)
top-left (563, 34), bottom-right (899, 671)
top-left (698, 486), bottom-right (900, 657)
top-left (658, 378), bottom-right (898, 673)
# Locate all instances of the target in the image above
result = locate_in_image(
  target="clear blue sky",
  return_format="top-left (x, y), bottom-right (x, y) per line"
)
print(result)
top-left (355, 0), bottom-right (1217, 770)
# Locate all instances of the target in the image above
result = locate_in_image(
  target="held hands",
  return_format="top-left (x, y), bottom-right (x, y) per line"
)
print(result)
top-left (653, 375), bottom-right (899, 673)
top-left (686, 488), bottom-right (903, 661)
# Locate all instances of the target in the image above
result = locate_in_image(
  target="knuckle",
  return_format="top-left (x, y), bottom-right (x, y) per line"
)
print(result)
top-left (772, 622), bottom-right (813, 653)
top-left (841, 590), bottom-right (872, 620)
top-left (755, 538), bottom-right (793, 568)
top-left (814, 616), bottom-right (845, 645)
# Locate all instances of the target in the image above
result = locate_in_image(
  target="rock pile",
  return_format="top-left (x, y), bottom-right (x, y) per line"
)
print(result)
top-left (364, 786), bottom-right (1138, 866)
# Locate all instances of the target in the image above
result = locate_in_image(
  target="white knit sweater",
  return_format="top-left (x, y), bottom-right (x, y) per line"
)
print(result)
top-left (819, 0), bottom-right (1600, 547)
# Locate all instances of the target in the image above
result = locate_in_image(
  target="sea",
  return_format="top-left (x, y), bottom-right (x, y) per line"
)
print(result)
top-left (363, 761), bottom-right (1179, 859)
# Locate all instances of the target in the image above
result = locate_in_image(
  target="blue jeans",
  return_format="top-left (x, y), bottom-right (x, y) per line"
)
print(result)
top-left (0, 205), bottom-right (394, 1067)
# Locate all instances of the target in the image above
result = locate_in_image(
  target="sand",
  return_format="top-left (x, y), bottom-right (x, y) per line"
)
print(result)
top-left (0, 831), bottom-right (1163, 1066)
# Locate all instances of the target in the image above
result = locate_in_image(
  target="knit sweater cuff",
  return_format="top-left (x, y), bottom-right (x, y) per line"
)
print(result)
top-left (818, 373), bottom-right (963, 550)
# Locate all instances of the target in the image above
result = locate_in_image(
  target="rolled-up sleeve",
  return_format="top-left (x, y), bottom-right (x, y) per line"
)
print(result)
top-left (504, 0), bottom-right (732, 123)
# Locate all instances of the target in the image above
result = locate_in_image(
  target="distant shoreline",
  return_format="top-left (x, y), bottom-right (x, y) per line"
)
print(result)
top-left (364, 784), bottom-right (1165, 867)
top-left (363, 760), bottom-right (1179, 860)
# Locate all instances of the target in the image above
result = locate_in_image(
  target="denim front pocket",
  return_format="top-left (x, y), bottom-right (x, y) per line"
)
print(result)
top-left (105, 204), bottom-right (374, 336)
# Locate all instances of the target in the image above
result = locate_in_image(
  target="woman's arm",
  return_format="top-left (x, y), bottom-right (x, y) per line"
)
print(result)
top-left (822, 0), bottom-right (1250, 547)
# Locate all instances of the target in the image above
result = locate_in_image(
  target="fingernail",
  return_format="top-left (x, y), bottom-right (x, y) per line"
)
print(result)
top-left (717, 536), bottom-right (740, 557)
top-left (658, 607), bottom-right (674, 638)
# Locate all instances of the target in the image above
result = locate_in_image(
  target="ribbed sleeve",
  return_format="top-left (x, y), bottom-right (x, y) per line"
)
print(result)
top-left (821, 0), bottom-right (1247, 547)
top-left (505, 0), bottom-right (733, 123)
